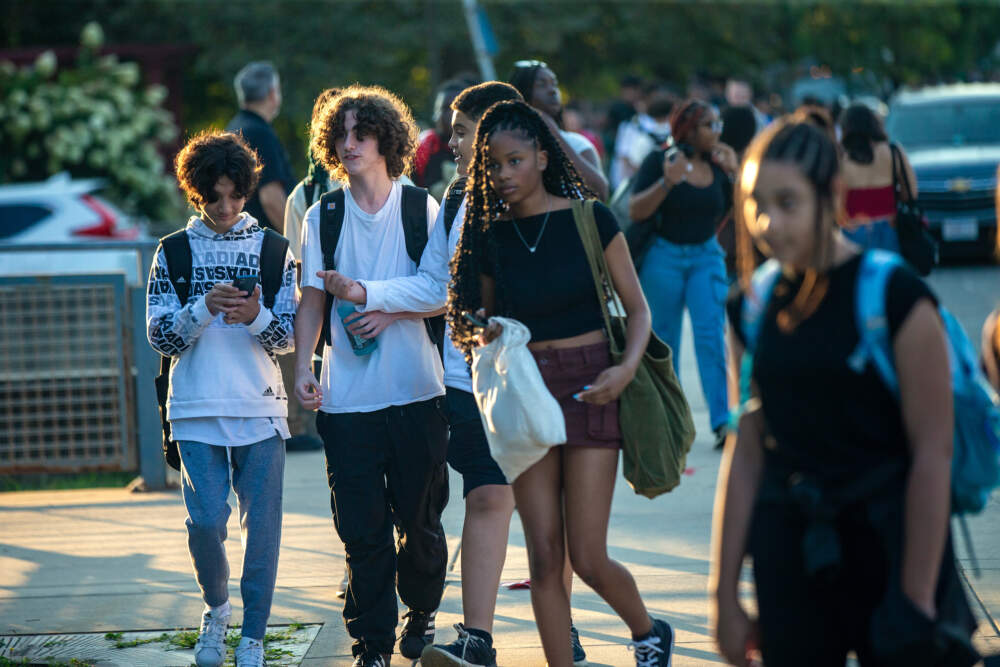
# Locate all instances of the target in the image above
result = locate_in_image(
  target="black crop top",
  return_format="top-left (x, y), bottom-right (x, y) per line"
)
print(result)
top-left (727, 254), bottom-right (937, 484)
top-left (632, 149), bottom-right (732, 246)
top-left (482, 202), bottom-right (620, 342)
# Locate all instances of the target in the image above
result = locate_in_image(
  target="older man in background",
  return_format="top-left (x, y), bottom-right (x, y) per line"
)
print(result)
top-left (226, 61), bottom-right (295, 233)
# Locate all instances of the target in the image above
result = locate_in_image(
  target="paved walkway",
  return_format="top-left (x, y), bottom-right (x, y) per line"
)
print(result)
top-left (2, 312), bottom-right (1000, 665)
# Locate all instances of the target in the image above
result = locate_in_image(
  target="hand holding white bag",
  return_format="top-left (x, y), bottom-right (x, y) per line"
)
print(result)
top-left (471, 316), bottom-right (566, 483)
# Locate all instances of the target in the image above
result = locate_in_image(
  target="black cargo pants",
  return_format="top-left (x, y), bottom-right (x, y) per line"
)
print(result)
top-left (317, 396), bottom-right (450, 656)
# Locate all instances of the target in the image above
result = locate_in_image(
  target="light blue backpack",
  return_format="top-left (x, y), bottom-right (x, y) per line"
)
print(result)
top-left (735, 251), bottom-right (1000, 522)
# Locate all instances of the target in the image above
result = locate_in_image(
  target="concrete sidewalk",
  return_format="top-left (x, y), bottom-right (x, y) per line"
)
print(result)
top-left (2, 320), bottom-right (1000, 666)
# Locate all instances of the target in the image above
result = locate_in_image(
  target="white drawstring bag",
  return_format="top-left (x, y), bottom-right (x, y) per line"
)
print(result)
top-left (471, 316), bottom-right (566, 483)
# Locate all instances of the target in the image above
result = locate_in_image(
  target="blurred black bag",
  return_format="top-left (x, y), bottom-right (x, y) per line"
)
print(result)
top-left (891, 143), bottom-right (938, 276)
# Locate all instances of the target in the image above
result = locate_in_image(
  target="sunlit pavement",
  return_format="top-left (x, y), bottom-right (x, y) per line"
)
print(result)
top-left (1, 263), bottom-right (998, 666)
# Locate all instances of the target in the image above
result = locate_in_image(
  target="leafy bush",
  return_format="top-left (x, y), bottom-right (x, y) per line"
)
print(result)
top-left (0, 21), bottom-right (183, 224)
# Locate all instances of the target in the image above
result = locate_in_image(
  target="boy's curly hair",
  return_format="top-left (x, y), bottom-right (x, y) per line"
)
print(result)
top-left (174, 131), bottom-right (261, 208)
top-left (310, 84), bottom-right (418, 182)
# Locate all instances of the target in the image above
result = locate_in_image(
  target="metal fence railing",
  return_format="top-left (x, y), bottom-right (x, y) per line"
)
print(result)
top-left (0, 241), bottom-right (167, 487)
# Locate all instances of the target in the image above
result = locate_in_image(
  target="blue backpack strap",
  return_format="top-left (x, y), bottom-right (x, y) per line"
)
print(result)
top-left (729, 259), bottom-right (783, 429)
top-left (849, 250), bottom-right (903, 396)
top-left (741, 258), bottom-right (782, 353)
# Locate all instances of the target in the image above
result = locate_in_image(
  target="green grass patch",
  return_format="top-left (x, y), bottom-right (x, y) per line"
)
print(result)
top-left (0, 471), bottom-right (136, 492)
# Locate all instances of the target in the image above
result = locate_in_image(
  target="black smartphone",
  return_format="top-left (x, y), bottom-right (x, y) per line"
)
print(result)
top-left (463, 311), bottom-right (488, 328)
top-left (232, 275), bottom-right (259, 294)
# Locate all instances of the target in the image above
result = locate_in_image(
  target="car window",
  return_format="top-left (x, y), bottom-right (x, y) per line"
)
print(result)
top-left (887, 99), bottom-right (1000, 149)
top-left (0, 204), bottom-right (51, 240)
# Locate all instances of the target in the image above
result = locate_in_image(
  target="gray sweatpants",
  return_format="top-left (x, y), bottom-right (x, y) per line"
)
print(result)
top-left (178, 436), bottom-right (285, 640)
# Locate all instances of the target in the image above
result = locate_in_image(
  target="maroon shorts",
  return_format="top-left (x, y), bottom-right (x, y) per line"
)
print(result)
top-left (530, 341), bottom-right (622, 450)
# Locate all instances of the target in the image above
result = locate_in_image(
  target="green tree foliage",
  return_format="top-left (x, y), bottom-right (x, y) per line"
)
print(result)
top-left (3, 0), bottom-right (998, 182)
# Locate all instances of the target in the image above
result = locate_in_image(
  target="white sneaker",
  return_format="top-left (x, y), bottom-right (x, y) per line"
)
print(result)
top-left (234, 636), bottom-right (264, 667)
top-left (194, 608), bottom-right (230, 667)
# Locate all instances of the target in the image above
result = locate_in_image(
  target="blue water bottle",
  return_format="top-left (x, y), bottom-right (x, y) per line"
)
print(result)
top-left (337, 302), bottom-right (378, 356)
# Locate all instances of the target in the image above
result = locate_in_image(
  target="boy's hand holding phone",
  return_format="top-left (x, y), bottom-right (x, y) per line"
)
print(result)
top-left (223, 283), bottom-right (261, 325)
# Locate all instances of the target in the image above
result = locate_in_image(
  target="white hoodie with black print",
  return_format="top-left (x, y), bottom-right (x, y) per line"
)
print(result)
top-left (146, 214), bottom-right (297, 440)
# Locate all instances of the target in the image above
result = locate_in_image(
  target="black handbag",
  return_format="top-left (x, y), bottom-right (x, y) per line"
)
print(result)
top-left (890, 143), bottom-right (938, 276)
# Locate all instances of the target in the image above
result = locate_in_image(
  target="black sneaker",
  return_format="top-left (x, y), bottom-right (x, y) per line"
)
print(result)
top-left (571, 624), bottom-right (587, 665)
top-left (713, 424), bottom-right (727, 450)
top-left (421, 624), bottom-right (496, 667)
top-left (352, 651), bottom-right (389, 667)
top-left (399, 609), bottom-right (436, 659)
top-left (628, 618), bottom-right (673, 667)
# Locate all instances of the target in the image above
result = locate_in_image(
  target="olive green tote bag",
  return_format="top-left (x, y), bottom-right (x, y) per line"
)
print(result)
top-left (571, 200), bottom-right (696, 498)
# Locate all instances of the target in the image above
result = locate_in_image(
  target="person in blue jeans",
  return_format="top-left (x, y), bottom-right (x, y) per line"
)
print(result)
top-left (628, 99), bottom-right (739, 448)
top-left (147, 131), bottom-right (298, 667)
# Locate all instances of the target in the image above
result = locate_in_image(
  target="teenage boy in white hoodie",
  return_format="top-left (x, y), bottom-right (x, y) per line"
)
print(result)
top-left (146, 131), bottom-right (297, 667)
top-left (294, 85), bottom-right (447, 667)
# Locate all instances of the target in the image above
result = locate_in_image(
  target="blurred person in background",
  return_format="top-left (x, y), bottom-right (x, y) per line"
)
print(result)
top-left (510, 60), bottom-right (609, 199)
top-left (839, 103), bottom-right (917, 253)
top-left (628, 99), bottom-right (738, 450)
top-left (226, 61), bottom-right (295, 233)
top-left (613, 92), bottom-right (675, 190)
top-left (563, 102), bottom-right (605, 160)
top-left (724, 77), bottom-right (769, 130)
top-left (717, 105), bottom-right (761, 276)
top-left (605, 74), bottom-right (644, 160)
top-left (414, 77), bottom-right (478, 200)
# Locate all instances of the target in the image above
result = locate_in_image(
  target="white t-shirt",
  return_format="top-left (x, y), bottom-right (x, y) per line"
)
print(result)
top-left (561, 130), bottom-right (596, 158)
top-left (361, 195), bottom-right (469, 393)
top-left (300, 182), bottom-right (444, 413)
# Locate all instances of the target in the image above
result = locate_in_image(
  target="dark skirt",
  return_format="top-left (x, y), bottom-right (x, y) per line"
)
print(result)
top-left (530, 341), bottom-right (622, 450)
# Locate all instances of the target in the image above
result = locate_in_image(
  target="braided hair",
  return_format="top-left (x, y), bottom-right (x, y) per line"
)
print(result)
top-left (735, 112), bottom-right (842, 332)
top-left (447, 100), bottom-right (596, 361)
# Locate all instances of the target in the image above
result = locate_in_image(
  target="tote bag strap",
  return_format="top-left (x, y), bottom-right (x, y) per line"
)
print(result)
top-left (570, 199), bottom-right (624, 355)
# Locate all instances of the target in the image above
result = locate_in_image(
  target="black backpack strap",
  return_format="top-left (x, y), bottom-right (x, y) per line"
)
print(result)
top-left (155, 229), bottom-right (190, 473)
top-left (401, 184), bottom-right (430, 264)
top-left (399, 184), bottom-right (448, 358)
top-left (259, 228), bottom-right (289, 310)
top-left (319, 188), bottom-right (346, 346)
top-left (159, 229), bottom-right (192, 306)
top-left (443, 176), bottom-right (467, 237)
top-left (303, 179), bottom-right (318, 208)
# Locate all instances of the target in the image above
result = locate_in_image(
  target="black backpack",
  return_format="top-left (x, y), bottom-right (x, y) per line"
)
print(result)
top-left (153, 228), bottom-right (290, 471)
top-left (441, 176), bottom-right (467, 238)
top-left (318, 184), bottom-right (447, 358)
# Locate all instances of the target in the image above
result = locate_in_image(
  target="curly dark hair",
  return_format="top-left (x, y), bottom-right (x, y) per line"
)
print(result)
top-left (174, 131), bottom-right (261, 209)
top-left (734, 112), bottom-right (841, 332)
top-left (447, 99), bottom-right (596, 362)
top-left (310, 84), bottom-right (418, 182)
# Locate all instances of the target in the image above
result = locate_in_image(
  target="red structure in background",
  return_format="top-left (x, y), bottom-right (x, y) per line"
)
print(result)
top-left (0, 43), bottom-right (197, 170)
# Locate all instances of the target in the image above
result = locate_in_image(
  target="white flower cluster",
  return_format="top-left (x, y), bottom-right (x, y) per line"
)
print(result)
top-left (0, 22), bottom-right (182, 221)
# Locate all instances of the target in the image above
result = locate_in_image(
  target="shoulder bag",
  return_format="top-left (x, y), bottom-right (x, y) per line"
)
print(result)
top-left (571, 199), bottom-right (696, 498)
top-left (890, 143), bottom-right (937, 276)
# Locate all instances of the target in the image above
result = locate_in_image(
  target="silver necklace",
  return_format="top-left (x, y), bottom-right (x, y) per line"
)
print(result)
top-left (512, 195), bottom-right (551, 253)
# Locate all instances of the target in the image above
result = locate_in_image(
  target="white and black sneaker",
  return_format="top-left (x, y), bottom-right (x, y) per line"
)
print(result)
top-left (628, 618), bottom-right (673, 667)
top-left (399, 608), bottom-right (436, 659)
top-left (421, 623), bottom-right (497, 666)
top-left (352, 650), bottom-right (389, 667)
top-left (193, 605), bottom-right (231, 667)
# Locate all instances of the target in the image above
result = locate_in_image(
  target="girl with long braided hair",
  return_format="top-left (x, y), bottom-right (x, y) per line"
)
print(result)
top-left (711, 115), bottom-right (976, 666)
top-left (448, 100), bottom-right (674, 667)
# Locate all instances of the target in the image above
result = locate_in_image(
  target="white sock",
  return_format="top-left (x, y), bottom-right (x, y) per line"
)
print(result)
top-left (207, 600), bottom-right (231, 619)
